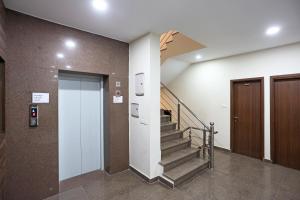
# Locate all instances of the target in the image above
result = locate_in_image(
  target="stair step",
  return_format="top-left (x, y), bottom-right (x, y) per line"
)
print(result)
top-left (161, 130), bottom-right (182, 142)
top-left (160, 148), bottom-right (200, 172)
top-left (161, 138), bottom-right (190, 156)
top-left (166, 35), bottom-right (174, 43)
top-left (161, 138), bottom-right (190, 150)
top-left (161, 122), bottom-right (177, 132)
top-left (158, 175), bottom-right (175, 189)
top-left (161, 115), bottom-right (171, 123)
top-left (161, 47), bottom-right (168, 52)
top-left (160, 44), bottom-right (167, 51)
top-left (163, 158), bottom-right (209, 186)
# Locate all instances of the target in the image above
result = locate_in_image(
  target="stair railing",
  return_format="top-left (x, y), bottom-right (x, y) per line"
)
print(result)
top-left (161, 82), bottom-right (217, 169)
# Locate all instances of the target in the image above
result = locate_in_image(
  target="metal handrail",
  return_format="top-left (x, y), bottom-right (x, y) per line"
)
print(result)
top-left (182, 126), bottom-right (206, 133)
top-left (161, 82), bottom-right (217, 169)
top-left (161, 82), bottom-right (210, 130)
top-left (161, 92), bottom-right (200, 128)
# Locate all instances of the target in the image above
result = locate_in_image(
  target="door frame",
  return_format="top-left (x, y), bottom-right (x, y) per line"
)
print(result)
top-left (270, 73), bottom-right (300, 163)
top-left (58, 71), bottom-right (105, 181)
top-left (230, 77), bottom-right (264, 160)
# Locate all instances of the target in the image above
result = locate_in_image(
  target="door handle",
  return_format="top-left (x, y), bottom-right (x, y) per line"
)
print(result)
top-left (233, 116), bottom-right (239, 120)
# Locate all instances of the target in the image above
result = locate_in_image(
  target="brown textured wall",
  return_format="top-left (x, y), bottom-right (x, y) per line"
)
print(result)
top-left (0, 0), bottom-right (5, 199)
top-left (6, 10), bottom-right (129, 200)
top-left (0, 135), bottom-right (6, 200)
top-left (0, 0), bottom-right (5, 60)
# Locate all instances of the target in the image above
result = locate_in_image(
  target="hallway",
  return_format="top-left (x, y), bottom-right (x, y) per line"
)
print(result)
top-left (45, 150), bottom-right (300, 200)
top-left (1, 1), bottom-right (300, 199)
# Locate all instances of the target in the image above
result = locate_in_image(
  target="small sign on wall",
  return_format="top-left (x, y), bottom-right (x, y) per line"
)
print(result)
top-left (32, 93), bottom-right (49, 104)
top-left (113, 96), bottom-right (123, 104)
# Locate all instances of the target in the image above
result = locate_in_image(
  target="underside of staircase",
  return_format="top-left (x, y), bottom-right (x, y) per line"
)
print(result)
top-left (160, 30), bottom-right (205, 64)
top-left (159, 109), bottom-right (209, 187)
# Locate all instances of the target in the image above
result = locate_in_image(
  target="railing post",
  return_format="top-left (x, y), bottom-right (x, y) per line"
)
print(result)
top-left (203, 129), bottom-right (206, 159)
top-left (177, 102), bottom-right (180, 130)
top-left (189, 127), bottom-right (192, 147)
top-left (209, 122), bottom-right (215, 169)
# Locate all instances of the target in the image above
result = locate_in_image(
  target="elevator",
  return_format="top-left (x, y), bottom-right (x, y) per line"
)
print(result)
top-left (58, 72), bottom-right (103, 181)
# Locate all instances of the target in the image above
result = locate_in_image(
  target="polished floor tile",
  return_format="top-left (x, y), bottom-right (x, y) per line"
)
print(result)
top-left (45, 150), bottom-right (300, 200)
top-left (44, 187), bottom-right (89, 200)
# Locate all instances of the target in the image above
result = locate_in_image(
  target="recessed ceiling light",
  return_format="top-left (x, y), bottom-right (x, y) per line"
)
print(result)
top-left (92, 0), bottom-right (108, 11)
top-left (266, 26), bottom-right (281, 36)
top-left (196, 54), bottom-right (203, 60)
top-left (56, 53), bottom-right (64, 59)
top-left (65, 40), bottom-right (76, 49)
top-left (66, 65), bottom-right (72, 69)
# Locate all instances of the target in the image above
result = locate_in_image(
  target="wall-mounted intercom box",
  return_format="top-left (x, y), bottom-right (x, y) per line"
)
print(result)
top-left (135, 73), bottom-right (144, 96)
top-left (29, 104), bottom-right (38, 127)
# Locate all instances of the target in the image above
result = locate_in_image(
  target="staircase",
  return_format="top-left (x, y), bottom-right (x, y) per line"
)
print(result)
top-left (160, 31), bottom-right (179, 52)
top-left (160, 30), bottom-right (205, 63)
top-left (159, 83), bottom-right (217, 187)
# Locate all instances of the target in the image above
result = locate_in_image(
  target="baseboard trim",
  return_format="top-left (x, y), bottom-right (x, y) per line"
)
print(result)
top-left (214, 146), bottom-right (231, 152)
top-left (129, 166), bottom-right (158, 184)
top-left (213, 146), bottom-right (273, 163)
top-left (263, 158), bottom-right (273, 163)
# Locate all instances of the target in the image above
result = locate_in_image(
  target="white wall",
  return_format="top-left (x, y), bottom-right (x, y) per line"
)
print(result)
top-left (161, 58), bottom-right (190, 85)
top-left (168, 43), bottom-right (300, 160)
top-left (129, 33), bottom-right (162, 178)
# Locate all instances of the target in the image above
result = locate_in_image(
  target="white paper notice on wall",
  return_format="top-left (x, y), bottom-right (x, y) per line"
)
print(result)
top-left (32, 93), bottom-right (49, 104)
top-left (113, 96), bottom-right (123, 104)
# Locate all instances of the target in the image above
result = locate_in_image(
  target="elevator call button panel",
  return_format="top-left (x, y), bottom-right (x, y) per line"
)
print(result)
top-left (29, 104), bottom-right (39, 127)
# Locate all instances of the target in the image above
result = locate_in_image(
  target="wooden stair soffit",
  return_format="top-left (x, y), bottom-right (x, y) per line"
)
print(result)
top-left (160, 31), bottom-right (179, 51)
top-left (160, 31), bottom-right (205, 63)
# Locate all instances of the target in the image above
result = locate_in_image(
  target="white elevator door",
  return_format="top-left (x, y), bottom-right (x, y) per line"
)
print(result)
top-left (59, 74), bottom-right (102, 181)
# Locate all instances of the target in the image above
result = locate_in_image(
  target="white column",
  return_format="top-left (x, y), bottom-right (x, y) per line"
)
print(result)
top-left (129, 33), bottom-right (162, 179)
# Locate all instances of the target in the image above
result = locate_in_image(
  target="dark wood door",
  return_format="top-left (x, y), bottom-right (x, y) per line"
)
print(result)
top-left (272, 75), bottom-right (300, 170)
top-left (231, 78), bottom-right (264, 159)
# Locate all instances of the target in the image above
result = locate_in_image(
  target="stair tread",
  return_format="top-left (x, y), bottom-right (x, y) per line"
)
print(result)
top-left (160, 148), bottom-right (199, 166)
top-left (161, 129), bottom-right (182, 137)
top-left (161, 138), bottom-right (190, 150)
top-left (163, 158), bottom-right (209, 181)
top-left (161, 122), bottom-right (176, 126)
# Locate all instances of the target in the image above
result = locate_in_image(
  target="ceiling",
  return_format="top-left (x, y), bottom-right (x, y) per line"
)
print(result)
top-left (4, 0), bottom-right (300, 63)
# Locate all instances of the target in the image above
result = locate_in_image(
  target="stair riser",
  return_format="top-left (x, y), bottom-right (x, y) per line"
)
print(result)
top-left (161, 116), bottom-right (171, 123)
top-left (161, 124), bottom-right (176, 132)
top-left (158, 177), bottom-right (174, 189)
top-left (162, 142), bottom-right (190, 156)
top-left (164, 152), bottom-right (198, 172)
top-left (174, 162), bottom-right (209, 186)
top-left (161, 132), bottom-right (182, 143)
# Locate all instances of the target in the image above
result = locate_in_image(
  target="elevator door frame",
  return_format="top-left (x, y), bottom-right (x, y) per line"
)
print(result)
top-left (58, 71), bottom-right (104, 181)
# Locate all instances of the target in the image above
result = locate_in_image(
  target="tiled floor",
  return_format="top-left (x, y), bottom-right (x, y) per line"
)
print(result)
top-left (45, 150), bottom-right (300, 200)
